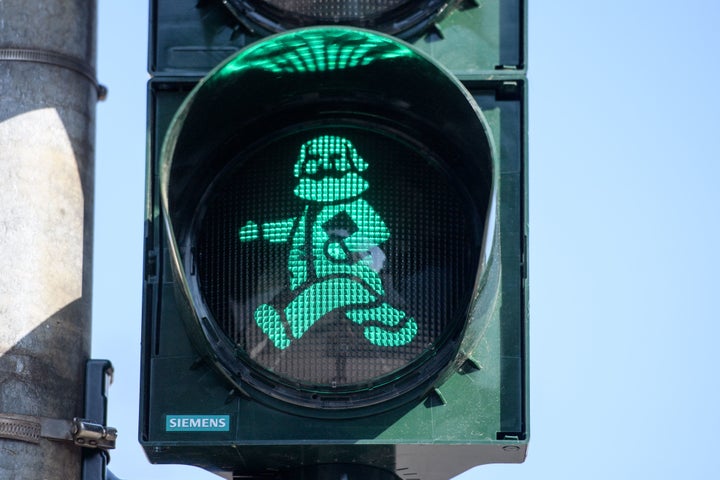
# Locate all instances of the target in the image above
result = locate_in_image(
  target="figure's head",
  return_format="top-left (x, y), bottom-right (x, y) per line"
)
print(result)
top-left (293, 135), bottom-right (369, 202)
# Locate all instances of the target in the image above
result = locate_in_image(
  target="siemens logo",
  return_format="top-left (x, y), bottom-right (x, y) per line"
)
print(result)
top-left (166, 415), bottom-right (230, 432)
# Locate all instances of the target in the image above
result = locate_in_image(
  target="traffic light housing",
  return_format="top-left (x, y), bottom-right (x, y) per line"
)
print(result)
top-left (141, 2), bottom-right (527, 479)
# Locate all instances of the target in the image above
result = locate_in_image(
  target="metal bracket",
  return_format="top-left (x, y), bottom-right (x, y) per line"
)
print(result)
top-left (0, 415), bottom-right (115, 449)
top-left (0, 47), bottom-right (107, 100)
top-left (0, 360), bottom-right (118, 480)
top-left (82, 359), bottom-right (117, 480)
top-left (0, 359), bottom-right (117, 452)
top-left (73, 418), bottom-right (118, 450)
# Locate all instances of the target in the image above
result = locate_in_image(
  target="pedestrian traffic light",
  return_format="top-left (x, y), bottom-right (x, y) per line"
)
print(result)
top-left (141, 2), bottom-right (527, 479)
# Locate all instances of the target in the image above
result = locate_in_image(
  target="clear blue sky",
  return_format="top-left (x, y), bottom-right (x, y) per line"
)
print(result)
top-left (92, 1), bottom-right (720, 479)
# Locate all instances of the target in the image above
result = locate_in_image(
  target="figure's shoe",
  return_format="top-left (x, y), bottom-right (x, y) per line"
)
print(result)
top-left (346, 303), bottom-right (418, 347)
top-left (345, 302), bottom-right (404, 327)
top-left (362, 316), bottom-right (418, 348)
top-left (254, 303), bottom-right (292, 350)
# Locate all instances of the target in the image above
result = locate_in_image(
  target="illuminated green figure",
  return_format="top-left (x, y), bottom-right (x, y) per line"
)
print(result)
top-left (239, 135), bottom-right (418, 350)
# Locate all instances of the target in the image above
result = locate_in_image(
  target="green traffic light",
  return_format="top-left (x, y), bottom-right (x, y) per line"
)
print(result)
top-left (144, 1), bottom-right (528, 475)
top-left (160, 26), bottom-right (497, 408)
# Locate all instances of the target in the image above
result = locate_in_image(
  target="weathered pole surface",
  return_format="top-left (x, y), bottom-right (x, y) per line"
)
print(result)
top-left (0, 1), bottom-right (99, 477)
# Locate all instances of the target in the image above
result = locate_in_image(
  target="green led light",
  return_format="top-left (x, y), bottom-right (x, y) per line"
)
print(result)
top-left (294, 135), bottom-right (368, 178)
top-left (240, 135), bottom-right (417, 350)
top-left (217, 28), bottom-right (411, 77)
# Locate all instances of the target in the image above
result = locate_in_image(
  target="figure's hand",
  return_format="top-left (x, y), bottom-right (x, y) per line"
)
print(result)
top-left (327, 241), bottom-right (346, 261)
top-left (325, 238), bottom-right (353, 263)
top-left (238, 221), bottom-right (259, 242)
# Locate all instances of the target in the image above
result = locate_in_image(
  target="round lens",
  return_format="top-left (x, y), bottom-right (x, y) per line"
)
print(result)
top-left (160, 28), bottom-right (496, 414)
top-left (193, 126), bottom-right (481, 391)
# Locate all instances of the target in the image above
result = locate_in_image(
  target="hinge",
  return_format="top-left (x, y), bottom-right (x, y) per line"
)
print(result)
top-left (72, 418), bottom-right (117, 450)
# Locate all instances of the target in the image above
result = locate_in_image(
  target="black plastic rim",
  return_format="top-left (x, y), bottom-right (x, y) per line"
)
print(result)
top-left (222, 0), bottom-right (459, 39)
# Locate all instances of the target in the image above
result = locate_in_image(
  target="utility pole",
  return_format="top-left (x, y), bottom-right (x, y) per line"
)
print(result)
top-left (0, 1), bottom-right (100, 477)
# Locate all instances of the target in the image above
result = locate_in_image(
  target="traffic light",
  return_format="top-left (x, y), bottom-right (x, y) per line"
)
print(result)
top-left (141, 1), bottom-right (527, 479)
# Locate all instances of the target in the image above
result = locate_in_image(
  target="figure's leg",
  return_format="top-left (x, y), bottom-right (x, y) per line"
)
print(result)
top-left (255, 277), bottom-right (377, 349)
top-left (284, 277), bottom-right (376, 339)
top-left (346, 304), bottom-right (418, 347)
top-left (254, 303), bottom-right (291, 350)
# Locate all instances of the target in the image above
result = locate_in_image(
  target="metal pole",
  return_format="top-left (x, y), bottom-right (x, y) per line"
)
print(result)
top-left (0, 1), bottom-right (99, 478)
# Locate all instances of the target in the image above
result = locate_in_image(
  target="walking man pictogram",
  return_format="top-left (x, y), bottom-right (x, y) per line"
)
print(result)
top-left (239, 135), bottom-right (418, 350)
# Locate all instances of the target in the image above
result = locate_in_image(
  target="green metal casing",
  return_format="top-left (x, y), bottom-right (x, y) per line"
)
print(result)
top-left (141, 2), bottom-right (527, 479)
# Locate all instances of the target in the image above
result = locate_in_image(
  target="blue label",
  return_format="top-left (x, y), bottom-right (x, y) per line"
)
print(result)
top-left (166, 415), bottom-right (230, 432)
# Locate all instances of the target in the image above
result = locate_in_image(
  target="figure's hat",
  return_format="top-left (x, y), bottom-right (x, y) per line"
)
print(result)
top-left (294, 135), bottom-right (369, 178)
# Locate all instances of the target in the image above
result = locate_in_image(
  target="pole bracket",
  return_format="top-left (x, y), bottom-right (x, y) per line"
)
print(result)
top-left (0, 359), bottom-right (117, 455)
top-left (73, 418), bottom-right (118, 449)
top-left (0, 47), bottom-right (107, 100)
top-left (0, 414), bottom-right (117, 450)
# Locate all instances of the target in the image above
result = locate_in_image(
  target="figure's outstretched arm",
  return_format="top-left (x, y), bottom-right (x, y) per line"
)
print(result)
top-left (239, 218), bottom-right (295, 243)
